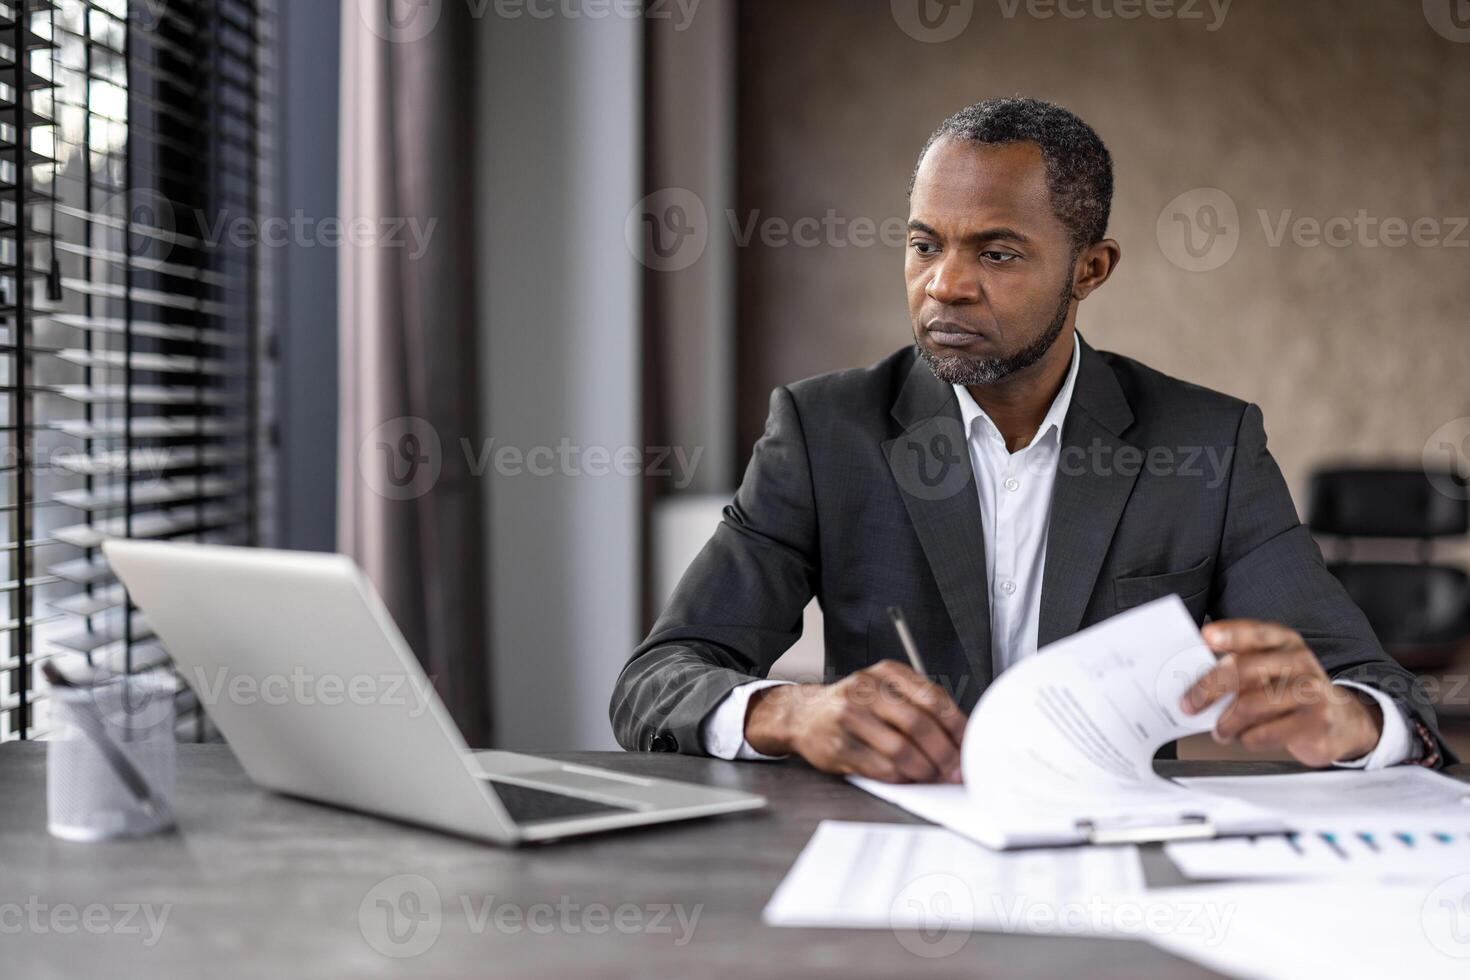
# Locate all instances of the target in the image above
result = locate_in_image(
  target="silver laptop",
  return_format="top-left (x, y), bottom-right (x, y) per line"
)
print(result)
top-left (102, 540), bottom-right (764, 844)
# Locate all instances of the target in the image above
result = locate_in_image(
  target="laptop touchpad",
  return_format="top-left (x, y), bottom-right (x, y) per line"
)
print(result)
top-left (506, 768), bottom-right (655, 802)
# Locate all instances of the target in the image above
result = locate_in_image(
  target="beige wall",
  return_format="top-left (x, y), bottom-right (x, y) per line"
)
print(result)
top-left (733, 0), bottom-right (1470, 527)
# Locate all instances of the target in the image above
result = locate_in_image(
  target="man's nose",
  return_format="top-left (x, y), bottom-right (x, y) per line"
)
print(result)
top-left (925, 257), bottom-right (981, 305)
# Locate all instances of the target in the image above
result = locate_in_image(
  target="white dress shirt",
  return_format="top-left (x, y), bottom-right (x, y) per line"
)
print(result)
top-left (702, 335), bottom-right (1412, 767)
top-left (959, 332), bottom-right (1081, 675)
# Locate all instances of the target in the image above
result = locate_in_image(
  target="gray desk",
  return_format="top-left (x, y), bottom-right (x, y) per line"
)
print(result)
top-left (4, 744), bottom-right (1464, 979)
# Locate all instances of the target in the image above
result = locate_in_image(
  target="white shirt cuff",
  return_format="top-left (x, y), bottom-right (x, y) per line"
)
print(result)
top-left (1330, 680), bottom-right (1415, 770)
top-left (700, 680), bottom-right (795, 760)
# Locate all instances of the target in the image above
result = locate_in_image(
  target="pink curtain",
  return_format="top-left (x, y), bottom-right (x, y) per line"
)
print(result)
top-left (338, 0), bottom-right (490, 743)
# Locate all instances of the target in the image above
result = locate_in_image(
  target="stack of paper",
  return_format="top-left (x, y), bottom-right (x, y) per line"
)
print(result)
top-left (763, 596), bottom-right (1470, 978)
top-left (1163, 767), bottom-right (1470, 881)
top-left (1125, 879), bottom-right (1470, 980)
top-left (855, 766), bottom-right (1470, 863)
top-left (1165, 830), bottom-right (1470, 880)
top-left (839, 597), bottom-right (1470, 856)
top-left (763, 823), bottom-right (1470, 977)
top-left (953, 596), bottom-right (1284, 847)
top-left (763, 820), bottom-right (1150, 939)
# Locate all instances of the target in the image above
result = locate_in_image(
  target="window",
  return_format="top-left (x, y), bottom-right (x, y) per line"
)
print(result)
top-left (1, 0), bottom-right (276, 741)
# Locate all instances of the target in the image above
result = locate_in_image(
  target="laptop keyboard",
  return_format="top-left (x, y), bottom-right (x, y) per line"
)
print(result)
top-left (488, 780), bottom-right (635, 823)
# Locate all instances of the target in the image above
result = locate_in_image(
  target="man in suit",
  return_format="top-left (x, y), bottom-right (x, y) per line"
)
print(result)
top-left (610, 97), bottom-right (1448, 782)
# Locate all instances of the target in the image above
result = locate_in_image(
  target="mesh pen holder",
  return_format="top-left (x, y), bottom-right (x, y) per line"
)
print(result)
top-left (46, 662), bottom-right (177, 842)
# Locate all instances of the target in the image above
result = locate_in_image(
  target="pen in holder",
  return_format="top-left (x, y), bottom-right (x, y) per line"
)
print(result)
top-left (45, 656), bottom-right (177, 842)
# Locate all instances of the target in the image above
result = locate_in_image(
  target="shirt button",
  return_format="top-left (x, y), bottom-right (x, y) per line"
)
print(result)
top-left (1001, 579), bottom-right (1017, 596)
top-left (1004, 477), bottom-right (1020, 492)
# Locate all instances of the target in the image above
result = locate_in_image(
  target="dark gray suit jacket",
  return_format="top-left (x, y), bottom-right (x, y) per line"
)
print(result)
top-left (610, 336), bottom-right (1448, 762)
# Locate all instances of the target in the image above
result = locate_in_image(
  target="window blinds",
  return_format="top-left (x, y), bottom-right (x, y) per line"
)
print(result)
top-left (1, 0), bottom-right (276, 741)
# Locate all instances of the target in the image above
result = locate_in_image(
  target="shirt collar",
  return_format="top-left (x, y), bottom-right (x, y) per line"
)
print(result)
top-left (952, 332), bottom-right (1082, 451)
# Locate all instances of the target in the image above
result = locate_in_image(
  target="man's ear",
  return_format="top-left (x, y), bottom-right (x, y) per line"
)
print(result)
top-left (1072, 238), bottom-right (1121, 300)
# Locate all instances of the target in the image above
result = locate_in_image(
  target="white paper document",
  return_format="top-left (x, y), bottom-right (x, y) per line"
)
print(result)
top-left (854, 596), bottom-right (1284, 848)
top-left (1162, 768), bottom-right (1470, 879)
top-left (960, 595), bottom-right (1295, 847)
top-left (847, 778), bottom-right (976, 833)
top-left (1178, 767), bottom-right (1470, 829)
top-left (850, 596), bottom-right (1470, 852)
top-left (1128, 878), bottom-right (1470, 980)
top-left (762, 820), bottom-right (1148, 939)
top-left (1166, 830), bottom-right (1470, 880)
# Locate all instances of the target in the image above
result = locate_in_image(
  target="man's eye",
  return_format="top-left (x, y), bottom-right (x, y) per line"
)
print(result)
top-left (910, 241), bottom-right (939, 255)
top-left (982, 250), bottom-right (1018, 262)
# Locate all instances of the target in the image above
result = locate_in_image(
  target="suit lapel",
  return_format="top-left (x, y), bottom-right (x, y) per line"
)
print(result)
top-left (884, 354), bottom-right (993, 702)
top-left (1037, 338), bottom-right (1139, 648)
top-left (882, 338), bottom-right (1141, 695)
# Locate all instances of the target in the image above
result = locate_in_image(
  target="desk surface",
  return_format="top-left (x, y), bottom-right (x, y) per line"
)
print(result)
top-left (4, 744), bottom-right (1465, 980)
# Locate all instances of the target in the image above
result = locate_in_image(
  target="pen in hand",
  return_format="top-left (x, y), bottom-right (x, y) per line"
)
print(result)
top-left (751, 604), bottom-right (965, 784)
top-left (886, 606), bottom-right (929, 677)
top-left (886, 605), bottom-right (967, 784)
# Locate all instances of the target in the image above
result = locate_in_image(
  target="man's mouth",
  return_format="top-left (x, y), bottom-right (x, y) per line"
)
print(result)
top-left (925, 322), bottom-right (986, 348)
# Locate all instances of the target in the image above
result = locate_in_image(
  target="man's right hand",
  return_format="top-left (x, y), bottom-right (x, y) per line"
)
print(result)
top-left (743, 660), bottom-right (968, 783)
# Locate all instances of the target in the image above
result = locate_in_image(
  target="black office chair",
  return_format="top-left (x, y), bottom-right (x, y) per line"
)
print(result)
top-left (1307, 467), bottom-right (1470, 669)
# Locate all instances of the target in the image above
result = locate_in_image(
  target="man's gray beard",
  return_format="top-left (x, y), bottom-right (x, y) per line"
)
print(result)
top-left (916, 282), bottom-right (1072, 387)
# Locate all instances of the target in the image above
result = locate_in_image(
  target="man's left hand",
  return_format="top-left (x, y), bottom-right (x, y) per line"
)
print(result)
top-left (1180, 619), bottom-right (1382, 767)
